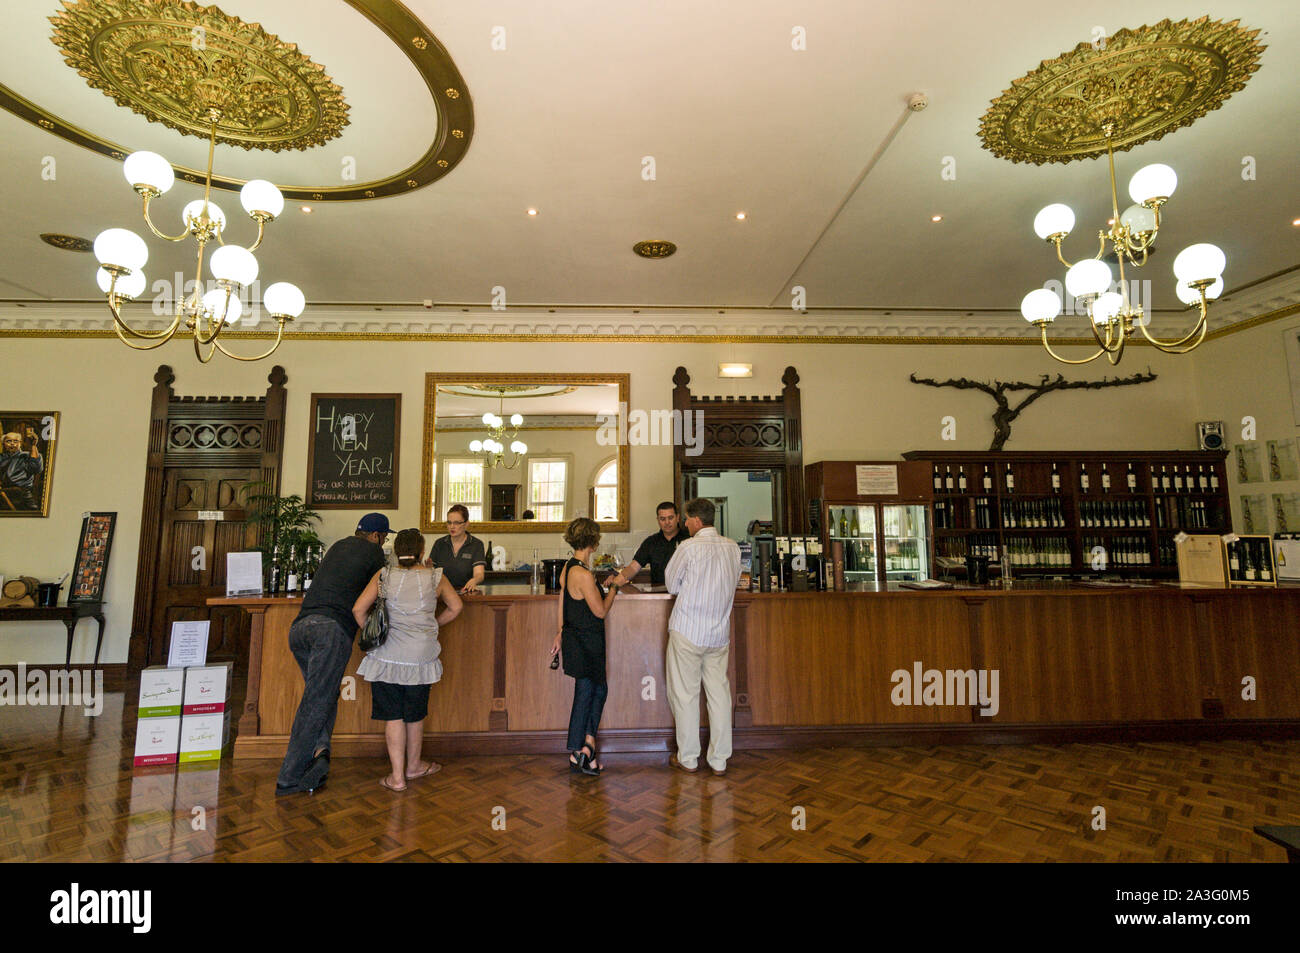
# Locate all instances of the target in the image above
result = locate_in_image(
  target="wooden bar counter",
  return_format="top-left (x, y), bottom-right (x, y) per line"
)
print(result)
top-left (212, 582), bottom-right (1300, 760)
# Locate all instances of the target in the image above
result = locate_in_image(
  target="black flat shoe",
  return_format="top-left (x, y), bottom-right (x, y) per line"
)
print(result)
top-left (580, 744), bottom-right (601, 777)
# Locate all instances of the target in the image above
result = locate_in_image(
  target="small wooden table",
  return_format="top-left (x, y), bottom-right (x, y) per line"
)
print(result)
top-left (1254, 826), bottom-right (1300, 862)
top-left (0, 601), bottom-right (107, 666)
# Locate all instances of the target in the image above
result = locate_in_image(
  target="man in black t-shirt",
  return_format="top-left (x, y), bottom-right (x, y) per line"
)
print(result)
top-left (276, 513), bottom-right (392, 796)
top-left (609, 501), bottom-right (686, 587)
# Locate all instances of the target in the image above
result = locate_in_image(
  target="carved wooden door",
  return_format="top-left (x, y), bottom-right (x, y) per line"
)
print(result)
top-left (146, 468), bottom-right (259, 667)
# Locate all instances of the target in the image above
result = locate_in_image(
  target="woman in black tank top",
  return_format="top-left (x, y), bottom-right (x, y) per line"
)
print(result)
top-left (549, 517), bottom-right (620, 775)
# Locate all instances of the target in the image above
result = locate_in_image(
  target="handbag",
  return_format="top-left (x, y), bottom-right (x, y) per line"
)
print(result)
top-left (358, 567), bottom-right (389, 651)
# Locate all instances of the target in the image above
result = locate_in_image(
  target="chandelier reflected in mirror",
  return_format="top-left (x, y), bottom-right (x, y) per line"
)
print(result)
top-left (91, 109), bottom-right (306, 362)
top-left (470, 395), bottom-right (527, 469)
top-left (1019, 127), bottom-right (1225, 366)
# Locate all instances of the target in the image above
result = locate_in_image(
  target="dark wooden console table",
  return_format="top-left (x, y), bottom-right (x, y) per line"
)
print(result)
top-left (0, 601), bottom-right (107, 666)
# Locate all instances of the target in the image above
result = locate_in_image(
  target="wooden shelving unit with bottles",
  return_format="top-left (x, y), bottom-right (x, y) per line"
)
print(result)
top-left (900, 450), bottom-right (1231, 577)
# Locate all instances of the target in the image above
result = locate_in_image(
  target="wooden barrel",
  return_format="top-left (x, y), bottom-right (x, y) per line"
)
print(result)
top-left (2, 576), bottom-right (38, 600)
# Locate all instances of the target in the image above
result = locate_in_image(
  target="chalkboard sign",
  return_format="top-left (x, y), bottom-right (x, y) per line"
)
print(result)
top-left (306, 394), bottom-right (400, 509)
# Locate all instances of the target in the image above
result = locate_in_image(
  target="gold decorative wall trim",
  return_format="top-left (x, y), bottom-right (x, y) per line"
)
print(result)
top-left (2, 0), bottom-right (472, 199)
top-left (979, 17), bottom-right (1265, 164)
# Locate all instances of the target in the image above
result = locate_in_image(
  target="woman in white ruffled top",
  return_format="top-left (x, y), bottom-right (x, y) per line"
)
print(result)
top-left (353, 528), bottom-right (462, 791)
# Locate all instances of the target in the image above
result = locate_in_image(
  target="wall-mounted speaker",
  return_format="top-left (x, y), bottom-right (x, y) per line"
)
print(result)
top-left (1197, 420), bottom-right (1225, 450)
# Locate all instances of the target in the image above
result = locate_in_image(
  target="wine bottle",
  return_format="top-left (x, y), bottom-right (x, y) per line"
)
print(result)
top-left (268, 542), bottom-right (282, 596)
top-left (302, 544), bottom-right (316, 590)
top-left (1228, 544), bottom-right (1241, 578)
top-left (1174, 465), bottom-right (1184, 493)
top-left (1080, 464), bottom-right (1090, 494)
top-left (1244, 546), bottom-right (1257, 582)
top-left (1126, 462), bottom-right (1137, 492)
top-left (933, 466), bottom-right (942, 492)
top-left (285, 544), bottom-right (300, 594)
top-left (982, 466), bottom-right (992, 492)
top-left (1051, 462), bottom-right (1061, 493)
top-left (1209, 468), bottom-right (1219, 492)
top-left (1005, 463), bottom-right (1015, 494)
top-left (839, 509), bottom-right (849, 538)
top-left (1197, 465), bottom-right (1208, 492)
top-left (958, 468), bottom-right (967, 493)
top-left (1260, 547), bottom-right (1273, 582)
top-left (944, 466), bottom-right (954, 492)
top-left (1101, 464), bottom-right (1111, 494)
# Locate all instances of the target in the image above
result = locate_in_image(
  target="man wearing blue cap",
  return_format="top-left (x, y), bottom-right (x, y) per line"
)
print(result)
top-left (276, 513), bottom-right (393, 795)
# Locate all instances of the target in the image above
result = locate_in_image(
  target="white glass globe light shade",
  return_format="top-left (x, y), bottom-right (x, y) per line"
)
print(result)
top-left (1020, 288), bottom-right (1061, 324)
top-left (262, 282), bottom-right (306, 318)
top-left (510, 413), bottom-right (523, 427)
top-left (181, 199), bottom-right (226, 231)
top-left (123, 151), bottom-right (174, 194)
top-left (1128, 164), bottom-right (1177, 205)
top-left (202, 287), bottom-right (242, 325)
top-left (209, 245), bottom-right (259, 286)
top-left (1065, 259), bottom-right (1112, 299)
top-left (1175, 278), bottom-right (1224, 305)
top-left (96, 266), bottom-right (146, 300)
top-left (1173, 244), bottom-right (1226, 284)
top-left (510, 441), bottom-right (526, 454)
top-left (1120, 204), bottom-right (1157, 234)
top-left (469, 440), bottom-right (483, 453)
top-left (239, 179), bottom-right (284, 218)
top-left (482, 412), bottom-right (494, 425)
top-left (1033, 204), bottom-right (1075, 240)
top-left (93, 228), bottom-right (149, 271)
top-left (1091, 291), bottom-right (1124, 325)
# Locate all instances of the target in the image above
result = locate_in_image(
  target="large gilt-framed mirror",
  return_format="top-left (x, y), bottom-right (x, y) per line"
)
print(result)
top-left (421, 373), bottom-right (630, 535)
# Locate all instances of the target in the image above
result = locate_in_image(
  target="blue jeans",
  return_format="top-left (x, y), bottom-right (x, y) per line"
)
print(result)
top-left (277, 615), bottom-right (354, 787)
top-left (566, 678), bottom-right (608, 752)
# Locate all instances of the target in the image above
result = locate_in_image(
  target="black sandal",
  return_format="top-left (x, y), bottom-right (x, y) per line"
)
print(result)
top-left (569, 744), bottom-right (593, 775)
top-left (581, 743), bottom-right (601, 776)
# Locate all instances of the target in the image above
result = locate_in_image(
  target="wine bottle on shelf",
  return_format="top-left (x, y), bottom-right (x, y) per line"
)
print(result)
top-left (849, 507), bottom-right (860, 538)
top-left (285, 544), bottom-right (300, 595)
top-left (268, 542), bottom-right (282, 596)
top-left (838, 508), bottom-right (849, 538)
top-left (1051, 462), bottom-right (1061, 494)
top-left (1126, 462), bottom-right (1138, 492)
top-left (982, 466), bottom-right (993, 493)
top-left (1158, 465), bottom-right (1169, 492)
top-left (1101, 463), bottom-right (1111, 494)
top-left (1004, 463), bottom-right (1015, 493)
top-left (1260, 546), bottom-right (1273, 582)
top-left (302, 544), bottom-right (316, 590)
top-left (1173, 465), bottom-right (1184, 493)
top-left (958, 468), bottom-right (967, 493)
top-left (1079, 464), bottom-right (1090, 494)
top-left (1244, 546), bottom-right (1257, 582)
top-left (1197, 465), bottom-right (1208, 492)
top-left (944, 466), bottom-right (954, 492)
top-left (1228, 544), bottom-right (1241, 579)
top-left (933, 466), bottom-right (942, 492)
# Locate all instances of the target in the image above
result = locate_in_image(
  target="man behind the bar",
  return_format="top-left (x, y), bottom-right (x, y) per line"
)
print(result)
top-left (276, 512), bottom-right (392, 795)
top-left (663, 497), bottom-right (742, 776)
top-left (609, 501), bottom-right (686, 588)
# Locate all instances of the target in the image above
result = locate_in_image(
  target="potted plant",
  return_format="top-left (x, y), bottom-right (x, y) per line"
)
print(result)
top-left (240, 481), bottom-right (323, 566)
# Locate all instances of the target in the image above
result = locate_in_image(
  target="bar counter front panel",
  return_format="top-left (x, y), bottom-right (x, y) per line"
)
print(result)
top-left (214, 584), bottom-right (1300, 759)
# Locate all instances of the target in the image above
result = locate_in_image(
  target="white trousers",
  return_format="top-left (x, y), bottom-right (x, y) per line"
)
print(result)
top-left (665, 629), bottom-right (732, 771)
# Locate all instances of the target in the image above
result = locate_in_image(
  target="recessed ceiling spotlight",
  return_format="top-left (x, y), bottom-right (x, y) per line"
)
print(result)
top-left (527, 208), bottom-right (538, 216)
top-left (931, 214), bottom-right (943, 222)
top-left (736, 212), bottom-right (746, 220)
top-left (301, 205), bottom-right (313, 214)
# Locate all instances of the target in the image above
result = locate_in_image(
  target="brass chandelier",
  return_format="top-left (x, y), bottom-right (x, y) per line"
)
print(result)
top-left (469, 395), bottom-right (527, 469)
top-left (1019, 126), bottom-right (1225, 365)
top-left (91, 109), bottom-right (306, 362)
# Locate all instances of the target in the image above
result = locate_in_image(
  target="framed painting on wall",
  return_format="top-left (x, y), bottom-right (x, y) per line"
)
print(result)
top-left (69, 512), bottom-right (116, 603)
top-left (0, 411), bottom-right (58, 516)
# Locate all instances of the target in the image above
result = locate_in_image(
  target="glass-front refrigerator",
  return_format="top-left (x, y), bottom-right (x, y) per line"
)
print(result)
top-left (824, 502), bottom-right (931, 586)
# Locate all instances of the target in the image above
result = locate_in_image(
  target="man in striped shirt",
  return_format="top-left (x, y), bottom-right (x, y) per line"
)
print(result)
top-left (663, 497), bottom-right (743, 776)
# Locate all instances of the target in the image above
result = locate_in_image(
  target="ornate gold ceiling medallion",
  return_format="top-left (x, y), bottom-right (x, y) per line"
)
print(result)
top-left (40, 233), bottom-right (95, 251)
top-left (633, 240), bottom-right (677, 259)
top-left (50, 0), bottom-right (349, 152)
top-left (1, 1), bottom-right (472, 200)
top-left (979, 17), bottom-right (1265, 165)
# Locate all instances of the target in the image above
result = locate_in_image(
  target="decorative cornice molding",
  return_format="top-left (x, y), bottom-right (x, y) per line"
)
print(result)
top-left (3, 272), bottom-right (1297, 345)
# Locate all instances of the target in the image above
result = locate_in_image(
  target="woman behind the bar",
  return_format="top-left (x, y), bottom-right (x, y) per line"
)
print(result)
top-left (550, 517), bottom-right (620, 776)
top-left (353, 528), bottom-right (463, 791)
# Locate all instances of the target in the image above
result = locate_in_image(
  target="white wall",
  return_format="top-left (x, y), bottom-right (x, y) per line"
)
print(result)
top-left (0, 331), bottom-right (1210, 663)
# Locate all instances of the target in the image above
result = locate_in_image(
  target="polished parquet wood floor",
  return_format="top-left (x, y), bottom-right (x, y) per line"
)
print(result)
top-left (2, 688), bottom-right (1297, 862)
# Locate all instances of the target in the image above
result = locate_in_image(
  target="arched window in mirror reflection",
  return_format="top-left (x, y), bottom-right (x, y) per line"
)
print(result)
top-left (592, 458), bottom-right (618, 521)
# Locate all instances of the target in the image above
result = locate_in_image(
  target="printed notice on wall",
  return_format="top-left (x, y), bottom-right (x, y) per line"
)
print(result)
top-left (856, 464), bottom-right (899, 496)
top-left (167, 620), bottom-right (210, 668)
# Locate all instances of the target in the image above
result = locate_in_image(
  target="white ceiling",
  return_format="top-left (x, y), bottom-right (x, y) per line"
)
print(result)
top-left (0, 0), bottom-right (1296, 318)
